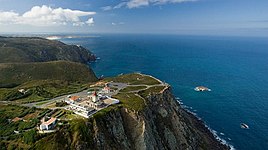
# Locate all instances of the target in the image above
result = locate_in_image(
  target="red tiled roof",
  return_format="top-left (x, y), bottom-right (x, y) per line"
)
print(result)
top-left (12, 117), bottom-right (22, 122)
top-left (70, 96), bottom-right (80, 101)
top-left (42, 117), bottom-right (56, 126)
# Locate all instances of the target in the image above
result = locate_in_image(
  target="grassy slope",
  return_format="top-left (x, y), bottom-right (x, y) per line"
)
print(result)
top-left (0, 37), bottom-right (98, 102)
top-left (104, 73), bottom-right (161, 85)
top-left (0, 61), bottom-right (97, 87)
top-left (0, 61), bottom-right (98, 102)
top-left (0, 104), bottom-right (40, 149)
top-left (0, 80), bottom-right (89, 103)
top-left (109, 73), bottom-right (165, 112)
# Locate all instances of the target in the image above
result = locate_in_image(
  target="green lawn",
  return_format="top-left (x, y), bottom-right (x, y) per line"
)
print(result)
top-left (0, 80), bottom-right (88, 103)
top-left (138, 86), bottom-right (166, 98)
top-left (113, 93), bottom-right (145, 111)
top-left (120, 85), bottom-right (147, 92)
top-left (0, 104), bottom-right (39, 138)
top-left (104, 73), bottom-right (161, 85)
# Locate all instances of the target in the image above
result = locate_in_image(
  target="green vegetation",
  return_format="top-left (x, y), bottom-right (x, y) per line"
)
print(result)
top-left (93, 105), bottom-right (120, 119)
top-left (69, 119), bottom-right (92, 142)
top-left (138, 86), bottom-right (166, 98)
top-left (0, 104), bottom-right (41, 149)
top-left (37, 109), bottom-right (51, 119)
top-left (60, 111), bottom-right (83, 120)
top-left (113, 93), bottom-right (145, 111)
top-left (0, 61), bottom-right (97, 103)
top-left (120, 85), bottom-right (147, 92)
top-left (33, 130), bottom-right (70, 150)
top-left (23, 129), bottom-right (37, 144)
top-left (55, 101), bottom-right (68, 107)
top-left (0, 80), bottom-right (90, 103)
top-left (0, 37), bottom-right (95, 64)
top-left (51, 110), bottom-right (66, 118)
top-left (33, 119), bottom-right (93, 150)
top-left (0, 36), bottom-right (98, 103)
top-left (0, 70), bottom-right (168, 149)
top-left (104, 73), bottom-right (161, 85)
top-left (0, 61), bottom-right (97, 88)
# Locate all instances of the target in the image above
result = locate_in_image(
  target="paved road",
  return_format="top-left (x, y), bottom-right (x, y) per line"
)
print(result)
top-left (108, 82), bottom-right (128, 89)
top-left (123, 84), bottom-right (168, 93)
top-left (21, 74), bottom-right (168, 109)
top-left (22, 90), bottom-right (89, 108)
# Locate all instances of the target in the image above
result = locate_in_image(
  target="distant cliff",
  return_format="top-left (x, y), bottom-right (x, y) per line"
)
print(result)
top-left (0, 37), bottom-right (98, 88)
top-left (33, 85), bottom-right (229, 150)
top-left (0, 37), bottom-right (96, 63)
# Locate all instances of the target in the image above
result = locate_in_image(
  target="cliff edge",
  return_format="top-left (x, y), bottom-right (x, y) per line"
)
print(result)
top-left (33, 74), bottom-right (229, 150)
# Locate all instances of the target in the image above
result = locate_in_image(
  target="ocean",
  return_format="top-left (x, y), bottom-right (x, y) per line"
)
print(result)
top-left (61, 34), bottom-right (268, 150)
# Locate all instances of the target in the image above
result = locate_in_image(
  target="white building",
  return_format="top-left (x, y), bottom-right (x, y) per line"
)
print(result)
top-left (40, 117), bottom-right (57, 131)
top-left (68, 103), bottom-right (95, 118)
top-left (102, 86), bottom-right (113, 94)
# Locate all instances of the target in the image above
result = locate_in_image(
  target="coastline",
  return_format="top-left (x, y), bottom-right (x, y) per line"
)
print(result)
top-left (176, 97), bottom-right (234, 150)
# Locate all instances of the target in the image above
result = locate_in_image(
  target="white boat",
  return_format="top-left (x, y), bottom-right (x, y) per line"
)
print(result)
top-left (240, 123), bottom-right (249, 129)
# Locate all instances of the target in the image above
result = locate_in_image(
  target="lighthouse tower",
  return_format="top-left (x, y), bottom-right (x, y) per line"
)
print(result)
top-left (90, 91), bottom-right (98, 103)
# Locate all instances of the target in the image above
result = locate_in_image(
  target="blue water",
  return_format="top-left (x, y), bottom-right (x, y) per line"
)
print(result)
top-left (61, 34), bottom-right (268, 150)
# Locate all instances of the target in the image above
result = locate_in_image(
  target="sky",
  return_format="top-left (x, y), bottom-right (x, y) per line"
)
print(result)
top-left (0, 0), bottom-right (268, 36)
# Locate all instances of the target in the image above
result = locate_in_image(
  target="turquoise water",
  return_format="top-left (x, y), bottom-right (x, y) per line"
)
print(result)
top-left (61, 34), bottom-right (268, 150)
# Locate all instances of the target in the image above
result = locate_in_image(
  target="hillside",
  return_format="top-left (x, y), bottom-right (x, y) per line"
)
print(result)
top-left (0, 73), bottom-right (229, 150)
top-left (0, 37), bottom-right (96, 63)
top-left (0, 61), bottom-right (98, 102)
top-left (0, 61), bottom-right (97, 87)
top-left (0, 36), bottom-right (98, 102)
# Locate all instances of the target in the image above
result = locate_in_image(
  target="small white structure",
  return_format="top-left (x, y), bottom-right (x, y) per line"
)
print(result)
top-left (18, 89), bottom-right (25, 93)
top-left (102, 84), bottom-right (114, 94)
top-left (18, 89), bottom-right (29, 94)
top-left (40, 117), bottom-right (57, 131)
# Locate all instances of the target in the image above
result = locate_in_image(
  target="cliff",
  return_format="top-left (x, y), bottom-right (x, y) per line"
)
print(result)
top-left (0, 37), bottom-right (96, 63)
top-left (34, 86), bottom-right (229, 150)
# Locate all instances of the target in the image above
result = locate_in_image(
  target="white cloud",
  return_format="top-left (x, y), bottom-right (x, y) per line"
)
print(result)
top-left (127, 0), bottom-right (150, 8)
top-left (114, 2), bottom-right (128, 9)
top-left (105, 0), bottom-right (196, 9)
top-left (0, 5), bottom-right (96, 27)
top-left (86, 18), bottom-right (94, 26)
top-left (101, 6), bottom-right (113, 11)
top-left (111, 22), bottom-right (125, 26)
top-left (0, 11), bottom-right (19, 24)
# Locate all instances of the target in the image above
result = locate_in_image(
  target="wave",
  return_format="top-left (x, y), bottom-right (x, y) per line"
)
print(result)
top-left (175, 97), bottom-right (235, 150)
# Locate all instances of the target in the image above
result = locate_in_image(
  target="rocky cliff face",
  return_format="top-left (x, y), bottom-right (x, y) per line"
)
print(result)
top-left (68, 87), bottom-right (229, 150)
